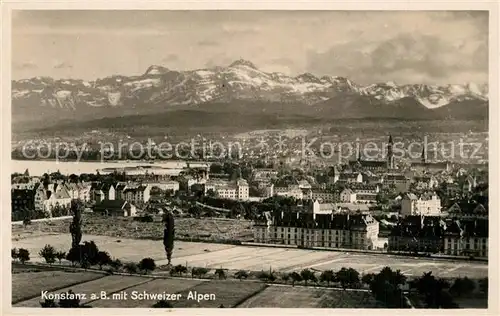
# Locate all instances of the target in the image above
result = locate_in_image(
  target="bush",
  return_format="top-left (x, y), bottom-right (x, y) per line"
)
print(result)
top-left (191, 267), bottom-right (209, 278)
top-left (110, 258), bottom-right (123, 270)
top-left (40, 298), bottom-right (57, 308)
top-left (450, 277), bottom-right (476, 297)
top-left (235, 270), bottom-right (249, 281)
top-left (39, 244), bottom-right (56, 264)
top-left (18, 248), bottom-right (30, 264)
top-left (170, 264), bottom-right (187, 276)
top-left (124, 262), bottom-right (138, 274)
top-left (11, 248), bottom-right (18, 261)
top-left (138, 258), bottom-right (156, 273)
top-left (152, 300), bottom-right (173, 308)
top-left (55, 251), bottom-right (66, 264)
top-left (215, 268), bottom-right (226, 280)
top-left (96, 251), bottom-right (112, 270)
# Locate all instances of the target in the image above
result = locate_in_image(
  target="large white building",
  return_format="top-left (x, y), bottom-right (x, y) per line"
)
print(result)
top-left (400, 192), bottom-right (442, 216)
top-left (204, 178), bottom-right (249, 201)
top-left (254, 211), bottom-right (379, 250)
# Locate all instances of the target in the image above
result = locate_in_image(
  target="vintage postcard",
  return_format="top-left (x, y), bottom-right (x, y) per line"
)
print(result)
top-left (2, 1), bottom-right (499, 315)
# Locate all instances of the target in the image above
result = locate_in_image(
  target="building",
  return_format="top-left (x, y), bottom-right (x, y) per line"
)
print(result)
top-left (204, 178), bottom-right (249, 201)
top-left (254, 210), bottom-right (379, 250)
top-left (43, 188), bottom-right (72, 215)
top-left (340, 189), bottom-right (356, 203)
top-left (122, 185), bottom-right (151, 204)
top-left (443, 218), bottom-right (488, 258)
top-left (253, 168), bottom-right (278, 181)
top-left (93, 200), bottom-right (137, 217)
top-left (383, 174), bottom-right (411, 192)
top-left (147, 180), bottom-right (180, 193)
top-left (337, 172), bottom-right (363, 184)
top-left (446, 202), bottom-right (488, 219)
top-left (400, 192), bottom-right (441, 216)
top-left (90, 183), bottom-right (116, 203)
top-left (311, 189), bottom-right (338, 203)
top-left (388, 215), bottom-right (446, 253)
top-left (11, 188), bottom-right (36, 215)
top-left (410, 147), bottom-right (452, 174)
top-left (348, 135), bottom-right (395, 172)
top-left (412, 176), bottom-right (438, 190)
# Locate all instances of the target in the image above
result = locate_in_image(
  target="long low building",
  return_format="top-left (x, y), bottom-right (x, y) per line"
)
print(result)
top-left (254, 210), bottom-right (379, 250)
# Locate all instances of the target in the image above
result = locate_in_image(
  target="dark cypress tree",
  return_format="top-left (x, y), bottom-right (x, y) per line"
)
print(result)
top-left (69, 200), bottom-right (83, 249)
top-left (163, 211), bottom-right (175, 265)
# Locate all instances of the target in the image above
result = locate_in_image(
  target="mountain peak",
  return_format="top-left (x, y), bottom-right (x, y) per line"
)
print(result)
top-left (228, 59), bottom-right (258, 69)
top-left (144, 65), bottom-right (169, 76)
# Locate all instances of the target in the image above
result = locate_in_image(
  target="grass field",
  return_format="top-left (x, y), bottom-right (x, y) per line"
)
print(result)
top-left (12, 216), bottom-right (254, 242)
top-left (12, 234), bottom-right (488, 279)
top-left (237, 286), bottom-right (380, 308)
top-left (171, 280), bottom-right (267, 308)
top-left (11, 270), bottom-right (104, 304)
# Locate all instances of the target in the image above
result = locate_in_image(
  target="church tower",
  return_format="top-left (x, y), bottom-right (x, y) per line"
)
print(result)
top-left (387, 135), bottom-right (395, 169)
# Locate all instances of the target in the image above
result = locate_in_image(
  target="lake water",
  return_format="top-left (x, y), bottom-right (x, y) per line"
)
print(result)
top-left (11, 160), bottom-right (205, 176)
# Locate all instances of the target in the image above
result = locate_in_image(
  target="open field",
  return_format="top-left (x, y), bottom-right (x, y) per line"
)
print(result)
top-left (237, 285), bottom-right (380, 308)
top-left (12, 216), bottom-right (254, 242)
top-left (171, 280), bottom-right (267, 308)
top-left (12, 234), bottom-right (488, 279)
top-left (11, 270), bottom-right (104, 304)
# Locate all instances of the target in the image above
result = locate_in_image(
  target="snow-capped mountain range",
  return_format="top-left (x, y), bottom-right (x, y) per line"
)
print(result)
top-left (12, 59), bottom-right (488, 124)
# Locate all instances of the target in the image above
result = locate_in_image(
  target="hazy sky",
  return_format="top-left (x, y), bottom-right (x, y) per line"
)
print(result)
top-left (12, 10), bottom-right (488, 84)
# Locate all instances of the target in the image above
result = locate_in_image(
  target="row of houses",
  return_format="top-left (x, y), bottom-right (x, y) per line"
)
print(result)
top-left (388, 215), bottom-right (488, 258)
top-left (11, 179), bottom-right (180, 217)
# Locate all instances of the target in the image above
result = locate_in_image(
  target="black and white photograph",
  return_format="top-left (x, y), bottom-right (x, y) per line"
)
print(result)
top-left (5, 6), bottom-right (497, 311)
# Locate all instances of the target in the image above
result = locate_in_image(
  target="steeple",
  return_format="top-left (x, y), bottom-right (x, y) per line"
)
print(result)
top-left (387, 135), bottom-right (394, 169)
top-left (421, 145), bottom-right (427, 163)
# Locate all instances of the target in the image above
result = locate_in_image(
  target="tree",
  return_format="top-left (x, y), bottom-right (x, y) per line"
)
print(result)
top-left (55, 251), bottom-right (66, 264)
top-left (11, 248), bottom-right (18, 262)
top-left (215, 268), bottom-right (226, 280)
top-left (138, 258), bottom-right (156, 274)
top-left (96, 251), bottom-right (112, 270)
top-left (479, 277), bottom-right (488, 294)
top-left (18, 248), bottom-right (30, 264)
top-left (124, 262), bottom-right (138, 274)
top-left (40, 298), bottom-right (57, 307)
top-left (369, 267), bottom-right (408, 308)
top-left (110, 258), bottom-right (123, 270)
top-left (320, 270), bottom-right (335, 286)
top-left (39, 244), bottom-right (56, 264)
top-left (335, 268), bottom-right (360, 290)
top-left (58, 290), bottom-right (81, 308)
top-left (152, 300), bottom-right (173, 308)
top-left (300, 269), bottom-right (316, 287)
top-left (290, 272), bottom-right (303, 287)
top-left (66, 247), bottom-right (81, 267)
top-left (281, 273), bottom-right (290, 284)
top-left (235, 270), bottom-right (249, 281)
top-left (413, 272), bottom-right (457, 308)
top-left (69, 200), bottom-right (83, 250)
top-left (163, 211), bottom-right (175, 265)
top-left (80, 241), bottom-right (100, 268)
top-left (450, 277), bottom-right (476, 297)
top-left (361, 273), bottom-right (375, 286)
